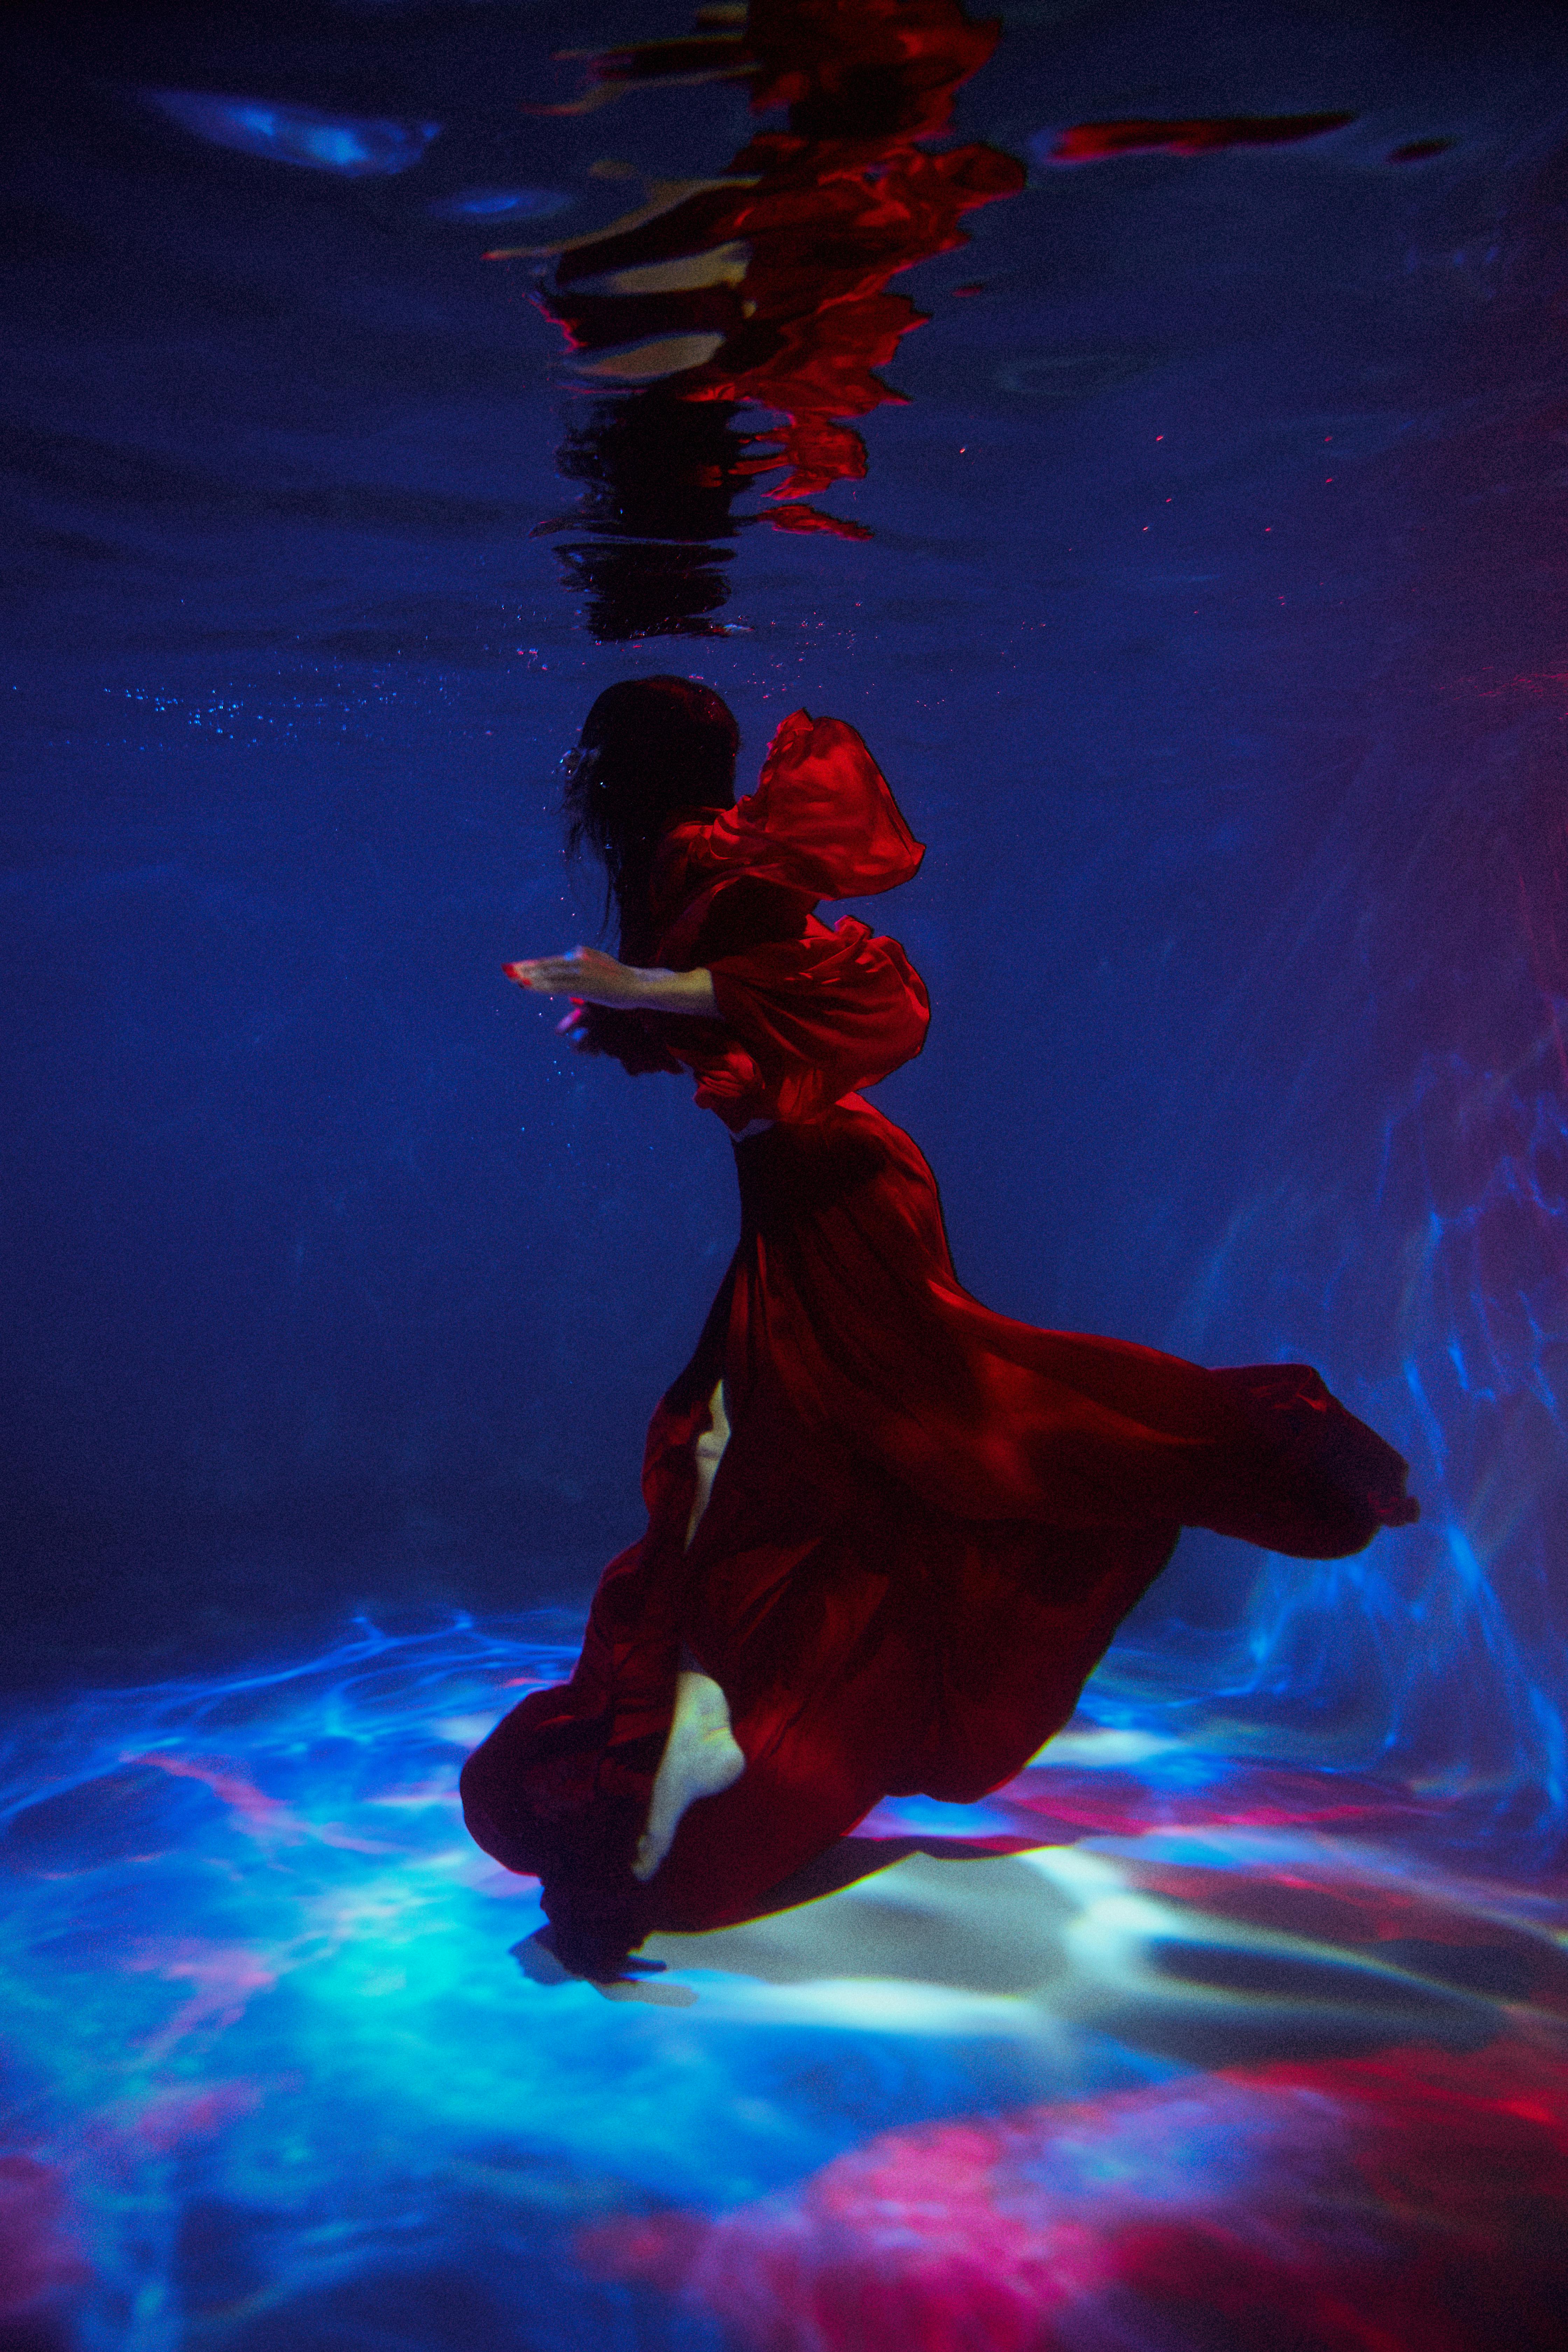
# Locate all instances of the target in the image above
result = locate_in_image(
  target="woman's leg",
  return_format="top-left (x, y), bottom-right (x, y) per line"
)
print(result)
top-left (635, 1382), bottom-right (746, 1883)
top-left (684, 1374), bottom-right (732, 1548)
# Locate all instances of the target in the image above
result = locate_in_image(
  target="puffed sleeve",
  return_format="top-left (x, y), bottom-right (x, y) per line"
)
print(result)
top-left (639, 712), bottom-right (931, 1124)
top-left (652, 710), bottom-right (924, 962)
top-left (696, 917), bottom-right (930, 1125)
top-left (716, 710), bottom-right (923, 895)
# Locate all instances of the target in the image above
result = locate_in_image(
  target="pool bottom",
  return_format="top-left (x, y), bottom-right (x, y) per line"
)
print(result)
top-left (1, 1618), bottom-right (1563, 2351)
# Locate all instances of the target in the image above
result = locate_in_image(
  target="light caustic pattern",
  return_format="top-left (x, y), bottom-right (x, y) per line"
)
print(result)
top-left (3, 1620), bottom-right (1568, 2351)
top-left (1102, 994), bottom-right (1568, 1848)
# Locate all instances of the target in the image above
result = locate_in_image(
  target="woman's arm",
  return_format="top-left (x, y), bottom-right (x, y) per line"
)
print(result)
top-left (505, 945), bottom-right (718, 1019)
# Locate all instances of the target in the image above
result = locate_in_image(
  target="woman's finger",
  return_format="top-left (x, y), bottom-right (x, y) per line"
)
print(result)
top-left (505, 958), bottom-right (572, 990)
top-left (506, 947), bottom-right (631, 1000)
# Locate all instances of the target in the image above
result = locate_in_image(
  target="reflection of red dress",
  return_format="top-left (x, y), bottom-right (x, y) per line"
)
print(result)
top-left (461, 713), bottom-right (1418, 1975)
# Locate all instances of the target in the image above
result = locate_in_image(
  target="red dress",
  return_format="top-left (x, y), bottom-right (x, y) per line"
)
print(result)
top-left (461, 712), bottom-right (1418, 1976)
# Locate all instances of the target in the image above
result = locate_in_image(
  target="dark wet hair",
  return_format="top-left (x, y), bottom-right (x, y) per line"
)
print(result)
top-left (564, 676), bottom-right (739, 961)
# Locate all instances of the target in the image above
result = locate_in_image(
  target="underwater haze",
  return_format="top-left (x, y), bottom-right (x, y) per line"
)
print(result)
top-left (2, 1), bottom-right (1567, 2347)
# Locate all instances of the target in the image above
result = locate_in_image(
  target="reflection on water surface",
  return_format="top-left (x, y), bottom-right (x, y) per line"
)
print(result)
top-left (514, 0), bottom-right (1025, 633)
top-left (500, 4), bottom-right (1374, 639)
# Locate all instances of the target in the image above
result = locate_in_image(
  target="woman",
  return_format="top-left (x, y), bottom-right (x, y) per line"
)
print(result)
top-left (460, 677), bottom-right (1418, 1981)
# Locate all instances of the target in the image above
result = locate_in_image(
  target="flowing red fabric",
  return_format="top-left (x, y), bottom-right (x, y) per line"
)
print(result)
top-left (462, 713), bottom-right (1418, 1976)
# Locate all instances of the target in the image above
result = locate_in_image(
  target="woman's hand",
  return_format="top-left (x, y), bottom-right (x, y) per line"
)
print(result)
top-left (506, 945), bottom-right (640, 1006)
top-left (505, 946), bottom-right (718, 1018)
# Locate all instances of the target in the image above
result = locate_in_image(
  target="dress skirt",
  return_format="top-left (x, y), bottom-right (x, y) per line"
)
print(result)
top-left (461, 1093), bottom-right (1416, 1977)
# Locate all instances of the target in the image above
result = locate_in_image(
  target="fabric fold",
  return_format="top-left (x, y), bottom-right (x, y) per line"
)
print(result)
top-left (462, 715), bottom-right (1417, 1976)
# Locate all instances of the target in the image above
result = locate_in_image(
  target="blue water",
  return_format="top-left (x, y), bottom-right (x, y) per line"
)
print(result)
top-left (3, 1), bottom-right (1566, 2343)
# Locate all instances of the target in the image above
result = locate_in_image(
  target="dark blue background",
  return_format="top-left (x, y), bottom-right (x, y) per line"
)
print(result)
top-left (3, 0), bottom-right (1564, 1827)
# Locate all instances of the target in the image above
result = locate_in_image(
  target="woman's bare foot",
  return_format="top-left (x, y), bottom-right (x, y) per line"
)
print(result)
top-left (633, 1387), bottom-right (745, 1884)
top-left (633, 1670), bottom-right (745, 1883)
